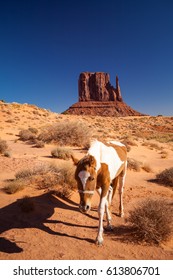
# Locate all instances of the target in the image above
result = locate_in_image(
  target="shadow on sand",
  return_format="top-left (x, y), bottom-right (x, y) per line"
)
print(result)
top-left (0, 191), bottom-right (98, 254)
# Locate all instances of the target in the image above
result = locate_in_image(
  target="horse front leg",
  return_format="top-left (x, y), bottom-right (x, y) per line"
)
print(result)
top-left (96, 195), bottom-right (107, 245)
top-left (105, 186), bottom-right (113, 230)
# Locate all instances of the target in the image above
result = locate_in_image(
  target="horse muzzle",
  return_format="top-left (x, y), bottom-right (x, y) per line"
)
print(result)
top-left (79, 204), bottom-right (91, 213)
top-left (78, 189), bottom-right (94, 213)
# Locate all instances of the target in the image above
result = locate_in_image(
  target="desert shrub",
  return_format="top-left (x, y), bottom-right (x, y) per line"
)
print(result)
top-left (142, 163), bottom-right (153, 173)
top-left (127, 158), bottom-right (141, 172)
top-left (0, 138), bottom-right (8, 154)
top-left (142, 141), bottom-right (161, 150)
top-left (15, 169), bottom-right (36, 179)
top-left (3, 151), bottom-right (12, 158)
top-left (14, 162), bottom-right (76, 197)
top-left (121, 136), bottom-right (138, 147)
top-left (127, 198), bottom-right (173, 244)
top-left (15, 163), bottom-right (57, 179)
top-left (51, 163), bottom-right (77, 197)
top-left (156, 167), bottom-right (173, 187)
top-left (128, 158), bottom-right (152, 173)
top-left (18, 129), bottom-right (36, 142)
top-left (148, 133), bottom-right (173, 143)
top-left (160, 150), bottom-right (168, 159)
top-left (4, 181), bottom-right (25, 194)
top-left (32, 139), bottom-right (45, 148)
top-left (38, 120), bottom-right (92, 147)
top-left (51, 147), bottom-right (73, 160)
top-left (28, 127), bottom-right (38, 134)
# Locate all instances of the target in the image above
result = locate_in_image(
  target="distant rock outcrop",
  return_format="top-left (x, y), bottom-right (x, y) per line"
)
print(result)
top-left (78, 72), bottom-right (122, 102)
top-left (63, 72), bottom-right (143, 117)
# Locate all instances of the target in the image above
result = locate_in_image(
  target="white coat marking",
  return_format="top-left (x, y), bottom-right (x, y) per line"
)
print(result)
top-left (78, 171), bottom-right (90, 190)
top-left (88, 140), bottom-right (125, 180)
top-left (108, 140), bottom-right (125, 147)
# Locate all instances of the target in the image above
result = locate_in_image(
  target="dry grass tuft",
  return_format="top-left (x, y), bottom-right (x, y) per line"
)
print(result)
top-left (53, 163), bottom-right (77, 197)
top-left (5, 162), bottom-right (77, 198)
top-left (0, 138), bottom-right (9, 154)
top-left (127, 198), bottom-right (173, 244)
top-left (142, 163), bottom-right (153, 173)
top-left (18, 129), bottom-right (37, 142)
top-left (38, 120), bottom-right (93, 147)
top-left (142, 141), bottom-right (162, 150)
top-left (32, 139), bottom-right (45, 148)
top-left (51, 147), bottom-right (73, 160)
top-left (156, 167), bottom-right (173, 187)
top-left (127, 158), bottom-right (142, 172)
top-left (148, 133), bottom-right (173, 143)
top-left (160, 150), bottom-right (168, 159)
top-left (4, 181), bottom-right (25, 194)
top-left (128, 158), bottom-right (153, 173)
top-left (121, 136), bottom-right (138, 147)
top-left (3, 151), bottom-right (12, 157)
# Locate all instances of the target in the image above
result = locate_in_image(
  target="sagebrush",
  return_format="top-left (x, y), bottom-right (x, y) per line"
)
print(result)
top-left (127, 198), bottom-right (173, 244)
top-left (0, 138), bottom-right (8, 154)
top-left (51, 147), bottom-right (73, 160)
top-left (4, 180), bottom-right (25, 194)
top-left (5, 162), bottom-right (77, 197)
top-left (156, 167), bottom-right (173, 187)
top-left (38, 120), bottom-right (93, 147)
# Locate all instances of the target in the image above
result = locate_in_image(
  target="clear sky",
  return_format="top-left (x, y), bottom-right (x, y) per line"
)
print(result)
top-left (0, 0), bottom-right (173, 116)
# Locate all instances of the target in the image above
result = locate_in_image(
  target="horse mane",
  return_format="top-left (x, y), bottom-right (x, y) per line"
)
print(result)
top-left (87, 140), bottom-right (101, 171)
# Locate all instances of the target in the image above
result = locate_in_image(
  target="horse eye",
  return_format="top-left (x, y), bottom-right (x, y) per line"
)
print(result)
top-left (88, 176), bottom-right (94, 181)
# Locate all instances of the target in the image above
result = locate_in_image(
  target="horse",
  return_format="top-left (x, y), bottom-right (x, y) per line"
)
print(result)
top-left (72, 139), bottom-right (127, 245)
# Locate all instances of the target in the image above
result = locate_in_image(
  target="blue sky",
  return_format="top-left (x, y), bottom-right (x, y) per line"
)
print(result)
top-left (0, 0), bottom-right (173, 116)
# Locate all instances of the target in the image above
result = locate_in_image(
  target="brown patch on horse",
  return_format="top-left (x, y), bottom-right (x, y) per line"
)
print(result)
top-left (105, 142), bottom-right (127, 161)
top-left (75, 155), bottom-right (96, 173)
top-left (97, 163), bottom-right (110, 197)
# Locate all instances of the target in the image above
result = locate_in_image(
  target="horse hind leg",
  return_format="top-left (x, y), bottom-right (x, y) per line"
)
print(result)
top-left (118, 167), bottom-right (126, 217)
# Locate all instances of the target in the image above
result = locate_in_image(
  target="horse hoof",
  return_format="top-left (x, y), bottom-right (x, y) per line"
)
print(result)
top-left (104, 225), bottom-right (113, 232)
top-left (96, 239), bottom-right (103, 246)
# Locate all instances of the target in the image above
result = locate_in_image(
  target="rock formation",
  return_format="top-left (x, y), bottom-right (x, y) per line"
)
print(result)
top-left (78, 72), bottom-right (122, 102)
top-left (63, 72), bottom-right (143, 117)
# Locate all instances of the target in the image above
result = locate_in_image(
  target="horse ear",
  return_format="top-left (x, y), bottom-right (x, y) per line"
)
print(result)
top-left (71, 155), bottom-right (79, 166)
top-left (89, 155), bottom-right (96, 167)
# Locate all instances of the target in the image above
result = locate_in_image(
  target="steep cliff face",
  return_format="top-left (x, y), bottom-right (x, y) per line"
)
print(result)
top-left (78, 72), bottom-right (122, 102)
top-left (63, 72), bottom-right (144, 117)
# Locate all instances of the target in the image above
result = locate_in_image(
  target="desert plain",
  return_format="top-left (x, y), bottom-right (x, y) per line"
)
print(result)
top-left (0, 101), bottom-right (173, 260)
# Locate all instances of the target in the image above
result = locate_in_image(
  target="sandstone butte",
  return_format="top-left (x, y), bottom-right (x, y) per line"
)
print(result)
top-left (63, 72), bottom-right (144, 117)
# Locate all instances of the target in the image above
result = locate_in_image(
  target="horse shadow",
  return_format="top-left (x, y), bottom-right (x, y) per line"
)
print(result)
top-left (0, 191), bottom-right (97, 254)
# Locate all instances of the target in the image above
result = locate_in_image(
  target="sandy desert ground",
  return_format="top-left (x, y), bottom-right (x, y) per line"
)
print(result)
top-left (0, 101), bottom-right (173, 260)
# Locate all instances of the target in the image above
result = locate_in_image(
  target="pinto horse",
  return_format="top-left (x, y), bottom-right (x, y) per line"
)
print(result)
top-left (72, 139), bottom-right (127, 245)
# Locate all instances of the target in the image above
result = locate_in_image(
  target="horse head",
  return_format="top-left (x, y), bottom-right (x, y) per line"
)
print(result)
top-left (72, 155), bottom-right (97, 213)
